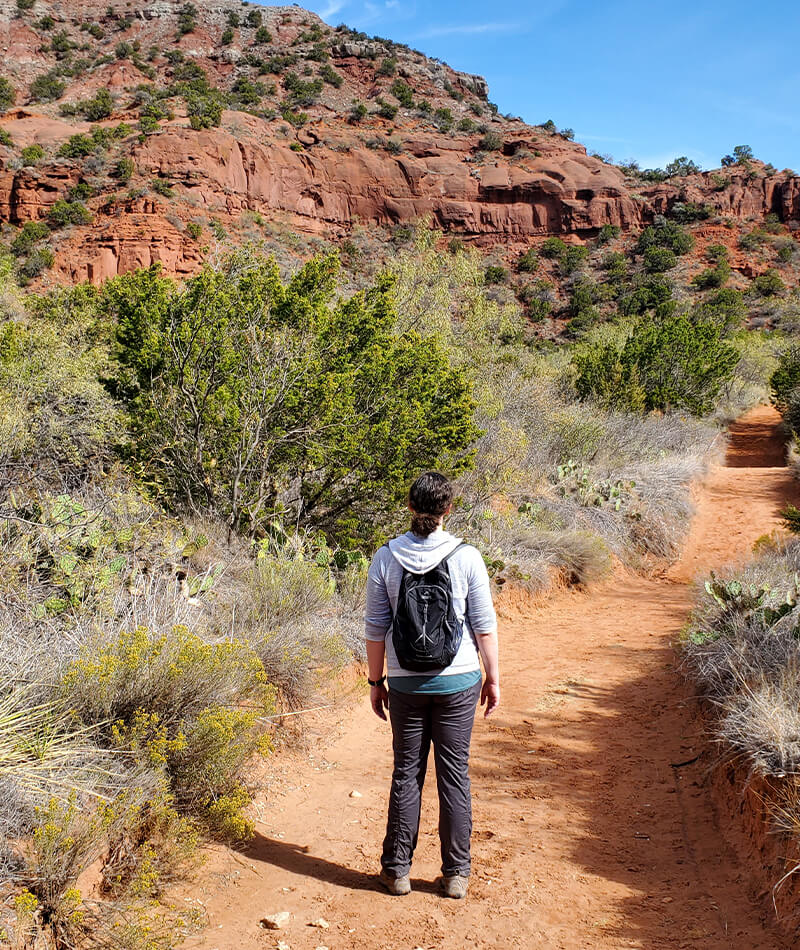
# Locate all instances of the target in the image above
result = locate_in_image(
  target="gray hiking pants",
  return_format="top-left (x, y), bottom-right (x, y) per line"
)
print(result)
top-left (381, 680), bottom-right (481, 878)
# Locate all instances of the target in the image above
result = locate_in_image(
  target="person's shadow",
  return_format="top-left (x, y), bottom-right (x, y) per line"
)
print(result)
top-left (243, 832), bottom-right (440, 894)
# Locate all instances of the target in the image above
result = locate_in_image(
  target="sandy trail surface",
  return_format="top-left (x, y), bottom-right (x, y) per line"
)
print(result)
top-left (187, 405), bottom-right (798, 950)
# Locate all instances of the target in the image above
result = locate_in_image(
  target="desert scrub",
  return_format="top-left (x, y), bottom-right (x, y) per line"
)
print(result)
top-left (62, 625), bottom-right (274, 839)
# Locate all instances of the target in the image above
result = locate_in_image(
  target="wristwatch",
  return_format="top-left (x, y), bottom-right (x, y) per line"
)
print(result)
top-left (368, 675), bottom-right (387, 687)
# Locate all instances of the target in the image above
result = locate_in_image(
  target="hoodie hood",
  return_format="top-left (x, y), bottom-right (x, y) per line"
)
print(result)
top-left (387, 528), bottom-right (462, 574)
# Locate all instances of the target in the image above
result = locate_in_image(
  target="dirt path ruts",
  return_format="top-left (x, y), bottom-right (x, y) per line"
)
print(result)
top-left (187, 405), bottom-right (798, 950)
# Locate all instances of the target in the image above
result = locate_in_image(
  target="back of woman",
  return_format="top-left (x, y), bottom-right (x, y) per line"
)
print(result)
top-left (364, 471), bottom-right (500, 899)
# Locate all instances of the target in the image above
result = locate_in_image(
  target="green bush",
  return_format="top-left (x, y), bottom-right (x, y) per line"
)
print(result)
top-left (377, 56), bottom-right (397, 76)
top-left (665, 156), bottom-right (701, 177)
top-left (221, 27), bottom-right (234, 45)
top-left (602, 251), bottom-right (627, 281)
top-left (230, 77), bottom-right (268, 107)
top-left (770, 345), bottom-right (800, 416)
top-left (254, 26), bottom-right (272, 43)
top-left (186, 221), bottom-right (202, 241)
top-left (540, 237), bottom-right (566, 259)
top-left (320, 63), bottom-right (343, 88)
top-left (574, 312), bottom-right (740, 414)
top-left (619, 275), bottom-right (673, 316)
top-left (29, 71), bottom-right (65, 102)
top-left (390, 79), bottom-right (414, 107)
top-left (670, 201), bottom-right (712, 224)
top-left (20, 143), bottom-right (45, 165)
top-left (62, 626), bottom-right (273, 840)
top-left (752, 268), bottom-right (785, 297)
top-left (375, 98), bottom-right (397, 120)
top-left (246, 9), bottom-right (263, 28)
top-left (104, 249), bottom-right (479, 543)
top-left (478, 131), bottom-right (503, 151)
top-left (484, 265), bottom-right (507, 284)
top-left (283, 72), bottom-right (323, 107)
top-left (692, 260), bottom-right (730, 290)
top-left (151, 178), bottom-right (174, 198)
top-left (0, 129), bottom-right (12, 147)
top-left (643, 245), bottom-right (677, 273)
top-left (80, 88), bottom-right (113, 120)
top-left (48, 200), bottom-right (92, 227)
top-left (10, 220), bottom-right (50, 256)
top-left (113, 156), bottom-right (135, 182)
top-left (0, 77), bottom-right (15, 113)
top-left (636, 217), bottom-right (695, 256)
top-left (57, 133), bottom-right (95, 158)
top-left (176, 2), bottom-right (197, 37)
top-left (18, 246), bottom-right (55, 281)
top-left (433, 107), bottom-right (453, 131)
top-left (517, 249), bottom-right (539, 273)
top-left (596, 223), bottom-right (620, 244)
top-left (721, 144), bottom-right (754, 166)
top-left (186, 91), bottom-right (223, 129)
top-left (560, 245), bottom-right (588, 276)
top-left (350, 100), bottom-right (367, 122)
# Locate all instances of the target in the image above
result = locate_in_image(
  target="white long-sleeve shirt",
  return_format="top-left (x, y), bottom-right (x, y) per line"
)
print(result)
top-left (364, 528), bottom-right (497, 681)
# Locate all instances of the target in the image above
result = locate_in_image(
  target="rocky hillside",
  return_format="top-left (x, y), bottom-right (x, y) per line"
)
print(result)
top-left (0, 0), bottom-right (798, 284)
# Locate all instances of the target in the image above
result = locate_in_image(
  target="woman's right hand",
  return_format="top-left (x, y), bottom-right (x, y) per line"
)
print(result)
top-left (481, 679), bottom-right (500, 718)
top-left (370, 683), bottom-right (389, 721)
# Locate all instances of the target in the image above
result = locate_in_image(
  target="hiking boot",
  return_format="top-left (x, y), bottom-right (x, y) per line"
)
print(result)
top-left (378, 868), bottom-right (411, 896)
top-left (440, 874), bottom-right (469, 899)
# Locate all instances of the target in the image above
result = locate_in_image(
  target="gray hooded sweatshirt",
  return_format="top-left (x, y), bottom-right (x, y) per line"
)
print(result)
top-left (364, 528), bottom-right (497, 681)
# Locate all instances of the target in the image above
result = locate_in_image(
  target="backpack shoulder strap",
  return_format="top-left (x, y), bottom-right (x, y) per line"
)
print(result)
top-left (440, 541), bottom-right (468, 566)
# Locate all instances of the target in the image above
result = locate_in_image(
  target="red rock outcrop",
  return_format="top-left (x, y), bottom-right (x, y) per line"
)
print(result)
top-left (0, 0), bottom-right (797, 282)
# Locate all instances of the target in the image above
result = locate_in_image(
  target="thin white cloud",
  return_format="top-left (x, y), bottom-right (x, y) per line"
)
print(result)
top-left (416, 22), bottom-right (518, 39)
top-left (319, 0), bottom-right (346, 19)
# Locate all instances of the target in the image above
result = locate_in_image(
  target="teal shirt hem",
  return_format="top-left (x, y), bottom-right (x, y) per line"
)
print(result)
top-left (388, 669), bottom-right (481, 695)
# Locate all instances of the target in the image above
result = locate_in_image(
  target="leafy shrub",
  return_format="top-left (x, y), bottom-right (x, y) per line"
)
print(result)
top-left (186, 91), bottom-right (223, 129)
top-left (48, 200), bottom-right (92, 227)
top-left (484, 265), bottom-right (507, 284)
top-left (350, 100), bottom-right (367, 122)
top-left (230, 77), bottom-right (268, 107)
top-left (618, 275), bottom-right (673, 316)
top-left (10, 220), bottom-right (50, 256)
top-left (283, 72), bottom-right (323, 107)
top-left (20, 143), bottom-right (44, 165)
top-left (319, 63), bottom-right (343, 87)
top-left (636, 216), bottom-right (694, 256)
top-left (57, 134), bottom-right (95, 158)
top-left (18, 246), bottom-right (55, 281)
top-left (540, 236), bottom-right (566, 259)
top-left (390, 79), bottom-right (413, 107)
top-left (574, 312), bottom-right (740, 414)
top-left (375, 98), bottom-right (397, 120)
top-left (478, 131), bottom-right (503, 151)
top-left (433, 107), bottom-right (453, 131)
top-left (596, 223), bottom-right (620, 244)
top-left (458, 117), bottom-right (477, 133)
top-left (770, 344), bottom-right (800, 416)
top-left (665, 156), bottom-right (701, 177)
top-left (643, 245), bottom-right (676, 273)
top-left (246, 9), bottom-right (263, 28)
top-left (0, 129), bottom-right (12, 147)
top-left (692, 260), bottom-right (730, 290)
top-left (113, 156), bottom-right (135, 182)
top-left (186, 221), bottom-right (202, 240)
top-left (221, 27), bottom-right (234, 45)
top-left (602, 251), bottom-right (627, 281)
top-left (0, 77), bottom-right (15, 113)
top-left (29, 71), bottom-right (65, 102)
top-left (560, 245), bottom-right (588, 276)
top-left (377, 56), bottom-right (397, 76)
top-left (150, 178), bottom-right (174, 198)
top-left (254, 26), bottom-right (272, 43)
top-left (80, 87), bottom-right (113, 121)
top-left (62, 626), bottom-right (273, 839)
top-left (104, 249), bottom-right (479, 544)
top-left (176, 2), bottom-right (197, 37)
top-left (517, 248), bottom-right (539, 273)
top-left (670, 201), bottom-right (712, 223)
top-left (721, 144), bottom-right (754, 166)
top-left (752, 268), bottom-right (785, 297)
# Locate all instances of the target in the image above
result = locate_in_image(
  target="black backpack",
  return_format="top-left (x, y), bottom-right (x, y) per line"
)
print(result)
top-left (390, 542), bottom-right (466, 672)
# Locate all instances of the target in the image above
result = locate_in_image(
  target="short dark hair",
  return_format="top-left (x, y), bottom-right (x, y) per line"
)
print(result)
top-left (408, 471), bottom-right (453, 537)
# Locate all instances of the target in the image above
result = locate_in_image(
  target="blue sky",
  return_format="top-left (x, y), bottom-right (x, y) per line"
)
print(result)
top-left (262, 0), bottom-right (800, 172)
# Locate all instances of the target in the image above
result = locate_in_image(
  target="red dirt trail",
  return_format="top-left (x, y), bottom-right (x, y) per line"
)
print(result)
top-left (187, 405), bottom-right (798, 950)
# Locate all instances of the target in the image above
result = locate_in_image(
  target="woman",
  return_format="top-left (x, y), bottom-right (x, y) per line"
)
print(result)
top-left (364, 471), bottom-right (500, 899)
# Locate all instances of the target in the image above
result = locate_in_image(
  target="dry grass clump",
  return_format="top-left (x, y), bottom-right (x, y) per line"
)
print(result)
top-left (683, 538), bottom-right (800, 875)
